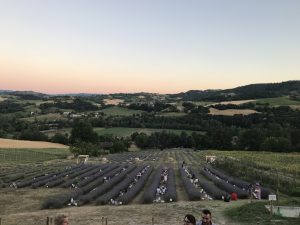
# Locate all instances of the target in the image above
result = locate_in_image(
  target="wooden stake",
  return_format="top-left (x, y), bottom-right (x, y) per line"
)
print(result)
top-left (102, 217), bottom-right (104, 225)
top-left (152, 217), bottom-right (154, 225)
top-left (46, 216), bottom-right (50, 225)
top-left (0, 217), bottom-right (2, 225)
top-left (270, 200), bottom-right (273, 218)
top-left (105, 217), bottom-right (108, 225)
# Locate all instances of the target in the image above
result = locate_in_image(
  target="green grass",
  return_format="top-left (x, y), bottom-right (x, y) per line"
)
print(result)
top-left (255, 96), bottom-right (300, 106)
top-left (21, 113), bottom-right (64, 122)
top-left (0, 148), bottom-right (70, 163)
top-left (42, 128), bottom-right (71, 137)
top-left (225, 201), bottom-right (300, 225)
top-left (100, 106), bottom-right (144, 116)
top-left (94, 127), bottom-right (204, 137)
top-left (196, 150), bottom-right (300, 175)
top-left (158, 112), bottom-right (187, 117)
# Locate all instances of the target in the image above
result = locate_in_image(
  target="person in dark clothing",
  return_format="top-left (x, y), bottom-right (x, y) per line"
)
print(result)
top-left (184, 214), bottom-right (196, 225)
top-left (196, 209), bottom-right (217, 225)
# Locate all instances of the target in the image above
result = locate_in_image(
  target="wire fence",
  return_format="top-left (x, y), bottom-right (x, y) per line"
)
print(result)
top-left (0, 217), bottom-right (158, 225)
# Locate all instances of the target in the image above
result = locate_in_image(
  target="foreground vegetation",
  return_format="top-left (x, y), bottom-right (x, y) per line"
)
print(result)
top-left (225, 201), bottom-right (300, 225)
top-left (0, 147), bottom-right (299, 225)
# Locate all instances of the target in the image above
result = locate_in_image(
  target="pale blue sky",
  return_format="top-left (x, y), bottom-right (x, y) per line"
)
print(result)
top-left (0, 0), bottom-right (299, 93)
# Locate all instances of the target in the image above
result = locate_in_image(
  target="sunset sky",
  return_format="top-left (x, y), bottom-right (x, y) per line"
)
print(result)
top-left (1, 0), bottom-right (299, 94)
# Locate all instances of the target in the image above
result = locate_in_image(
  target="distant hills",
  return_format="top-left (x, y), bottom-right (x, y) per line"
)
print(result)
top-left (1, 80), bottom-right (299, 101)
top-left (170, 80), bottom-right (300, 101)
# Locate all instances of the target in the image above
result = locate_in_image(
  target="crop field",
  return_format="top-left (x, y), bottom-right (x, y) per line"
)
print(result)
top-left (209, 108), bottom-right (258, 116)
top-left (103, 99), bottom-right (124, 105)
top-left (255, 96), bottom-right (300, 106)
top-left (0, 148), bottom-right (71, 165)
top-left (0, 149), bottom-right (299, 225)
top-left (42, 128), bottom-right (71, 137)
top-left (0, 96), bottom-right (7, 102)
top-left (212, 100), bottom-right (255, 105)
top-left (100, 106), bottom-right (144, 116)
top-left (0, 138), bottom-right (69, 149)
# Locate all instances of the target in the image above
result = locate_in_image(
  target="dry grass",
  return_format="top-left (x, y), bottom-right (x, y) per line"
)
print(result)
top-left (209, 108), bottom-right (258, 116)
top-left (0, 186), bottom-right (247, 225)
top-left (103, 99), bottom-right (124, 105)
top-left (215, 100), bottom-right (255, 105)
top-left (0, 138), bottom-right (69, 149)
top-left (0, 96), bottom-right (7, 102)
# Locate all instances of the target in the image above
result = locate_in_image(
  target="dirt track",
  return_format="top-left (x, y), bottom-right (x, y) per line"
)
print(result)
top-left (0, 138), bottom-right (69, 149)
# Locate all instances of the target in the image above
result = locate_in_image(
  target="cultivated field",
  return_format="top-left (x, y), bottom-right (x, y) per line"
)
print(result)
top-left (100, 106), bottom-right (143, 116)
top-left (0, 149), bottom-right (299, 225)
top-left (0, 96), bottom-right (7, 102)
top-left (211, 100), bottom-right (255, 105)
top-left (255, 96), bottom-right (300, 106)
top-left (103, 99), bottom-right (124, 106)
top-left (0, 138), bottom-right (69, 149)
top-left (209, 108), bottom-right (258, 116)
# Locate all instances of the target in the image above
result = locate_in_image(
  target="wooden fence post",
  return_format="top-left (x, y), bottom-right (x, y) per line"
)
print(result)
top-left (101, 217), bottom-right (104, 225)
top-left (152, 217), bottom-right (154, 225)
top-left (0, 217), bottom-right (2, 225)
top-left (46, 216), bottom-right (50, 225)
top-left (105, 217), bottom-right (108, 225)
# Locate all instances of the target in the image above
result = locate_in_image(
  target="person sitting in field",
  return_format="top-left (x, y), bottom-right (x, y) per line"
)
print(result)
top-left (68, 197), bottom-right (77, 206)
top-left (9, 182), bottom-right (18, 188)
top-left (54, 214), bottom-right (69, 225)
top-left (184, 214), bottom-right (196, 225)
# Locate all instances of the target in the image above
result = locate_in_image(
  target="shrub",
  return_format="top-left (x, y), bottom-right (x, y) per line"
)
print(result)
top-left (164, 168), bottom-right (177, 202)
top-left (117, 166), bottom-right (153, 204)
top-left (179, 167), bottom-right (201, 201)
top-left (142, 166), bottom-right (164, 204)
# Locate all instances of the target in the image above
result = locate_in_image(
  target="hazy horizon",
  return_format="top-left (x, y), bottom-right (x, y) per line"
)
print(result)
top-left (1, 0), bottom-right (300, 94)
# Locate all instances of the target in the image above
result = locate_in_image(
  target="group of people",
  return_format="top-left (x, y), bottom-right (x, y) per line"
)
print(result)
top-left (54, 209), bottom-right (217, 225)
top-left (184, 209), bottom-right (217, 225)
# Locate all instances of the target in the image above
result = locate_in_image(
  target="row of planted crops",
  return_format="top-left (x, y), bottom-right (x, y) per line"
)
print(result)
top-left (0, 160), bottom-right (272, 209)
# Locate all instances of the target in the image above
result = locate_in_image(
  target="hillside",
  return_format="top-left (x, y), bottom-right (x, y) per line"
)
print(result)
top-left (171, 80), bottom-right (300, 101)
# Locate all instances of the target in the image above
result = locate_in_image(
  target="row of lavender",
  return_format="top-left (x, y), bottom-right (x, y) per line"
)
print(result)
top-left (1, 162), bottom-right (178, 208)
top-left (180, 164), bottom-right (272, 200)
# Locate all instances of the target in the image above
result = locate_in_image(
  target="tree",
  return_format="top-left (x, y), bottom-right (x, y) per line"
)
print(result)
top-left (111, 140), bottom-right (128, 153)
top-left (134, 133), bottom-right (149, 149)
top-left (238, 129), bottom-right (264, 150)
top-left (51, 133), bottom-right (69, 145)
top-left (18, 127), bottom-right (48, 141)
top-left (69, 119), bottom-right (98, 144)
top-left (260, 137), bottom-right (292, 152)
